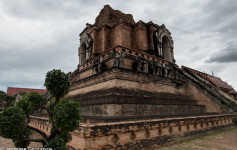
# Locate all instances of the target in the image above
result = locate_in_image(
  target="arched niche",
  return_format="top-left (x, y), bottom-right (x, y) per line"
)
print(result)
top-left (154, 25), bottom-right (175, 63)
top-left (78, 34), bottom-right (93, 65)
top-left (79, 43), bottom-right (87, 65)
top-left (162, 36), bottom-right (172, 61)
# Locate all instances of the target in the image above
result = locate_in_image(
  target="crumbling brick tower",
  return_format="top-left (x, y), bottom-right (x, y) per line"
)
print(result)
top-left (66, 5), bottom-right (235, 149)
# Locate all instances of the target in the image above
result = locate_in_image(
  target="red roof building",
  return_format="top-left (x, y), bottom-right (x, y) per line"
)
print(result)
top-left (7, 87), bottom-right (47, 96)
top-left (207, 76), bottom-right (233, 91)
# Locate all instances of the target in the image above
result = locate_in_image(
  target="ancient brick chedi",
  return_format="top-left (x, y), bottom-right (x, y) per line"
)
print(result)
top-left (60, 5), bottom-right (236, 149)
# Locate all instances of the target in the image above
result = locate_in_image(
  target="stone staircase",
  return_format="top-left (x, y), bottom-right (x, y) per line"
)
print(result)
top-left (72, 88), bottom-right (208, 122)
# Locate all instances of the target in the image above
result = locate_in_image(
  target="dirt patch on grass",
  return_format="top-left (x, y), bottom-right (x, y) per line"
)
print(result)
top-left (0, 130), bottom-right (43, 149)
top-left (158, 127), bottom-right (237, 150)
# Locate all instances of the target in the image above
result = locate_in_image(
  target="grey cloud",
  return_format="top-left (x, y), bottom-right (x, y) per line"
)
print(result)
top-left (0, 0), bottom-right (102, 20)
top-left (190, 46), bottom-right (200, 52)
top-left (0, 19), bottom-right (80, 92)
top-left (1, 79), bottom-right (45, 90)
top-left (197, 0), bottom-right (237, 34)
top-left (202, 0), bottom-right (237, 21)
top-left (1, 0), bottom-right (237, 92)
top-left (0, 28), bottom-right (79, 70)
top-left (206, 44), bottom-right (237, 63)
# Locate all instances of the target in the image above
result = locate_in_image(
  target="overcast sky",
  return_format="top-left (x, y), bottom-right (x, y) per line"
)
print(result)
top-left (0, 0), bottom-right (237, 92)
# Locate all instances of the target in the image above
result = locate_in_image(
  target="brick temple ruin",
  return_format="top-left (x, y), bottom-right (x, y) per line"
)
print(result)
top-left (29, 5), bottom-right (237, 149)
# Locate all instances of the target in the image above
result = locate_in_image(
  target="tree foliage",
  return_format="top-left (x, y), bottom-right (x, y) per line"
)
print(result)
top-left (17, 92), bottom-right (46, 115)
top-left (0, 69), bottom-right (81, 149)
top-left (5, 95), bottom-right (16, 108)
top-left (44, 137), bottom-right (66, 150)
top-left (53, 99), bottom-right (81, 131)
top-left (43, 69), bottom-right (80, 149)
top-left (232, 118), bottom-right (237, 126)
top-left (0, 107), bottom-right (31, 147)
top-left (0, 91), bottom-right (6, 101)
top-left (44, 69), bottom-right (70, 102)
top-left (0, 91), bottom-right (16, 108)
top-left (0, 91), bottom-right (6, 107)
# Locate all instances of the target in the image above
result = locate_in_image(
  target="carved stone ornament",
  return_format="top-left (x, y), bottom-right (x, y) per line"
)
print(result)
top-left (109, 51), bottom-right (126, 68)
top-left (132, 56), bottom-right (148, 73)
top-left (92, 57), bottom-right (107, 74)
top-left (132, 57), bottom-right (183, 81)
top-left (154, 61), bottom-right (163, 76)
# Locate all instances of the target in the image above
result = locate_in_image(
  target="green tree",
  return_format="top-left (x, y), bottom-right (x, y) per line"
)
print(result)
top-left (44, 69), bottom-right (70, 105)
top-left (0, 107), bottom-right (31, 147)
top-left (0, 69), bottom-right (81, 149)
top-left (0, 90), bottom-right (16, 108)
top-left (17, 92), bottom-right (46, 121)
top-left (44, 69), bottom-right (80, 149)
top-left (0, 91), bottom-right (6, 107)
top-left (0, 92), bottom-right (46, 148)
top-left (233, 118), bottom-right (237, 125)
top-left (4, 95), bottom-right (16, 108)
top-left (0, 90), bottom-right (6, 100)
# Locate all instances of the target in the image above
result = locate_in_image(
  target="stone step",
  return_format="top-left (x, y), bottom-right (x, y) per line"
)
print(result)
top-left (80, 103), bottom-right (207, 119)
top-left (155, 93), bottom-right (192, 100)
top-left (71, 88), bottom-right (193, 101)
top-left (81, 112), bottom-right (221, 123)
top-left (78, 95), bottom-right (198, 106)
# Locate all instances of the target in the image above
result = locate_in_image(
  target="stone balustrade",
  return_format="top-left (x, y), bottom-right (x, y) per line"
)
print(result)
top-left (28, 114), bottom-right (236, 149)
top-left (29, 116), bottom-right (51, 136)
top-left (78, 45), bottom-right (170, 72)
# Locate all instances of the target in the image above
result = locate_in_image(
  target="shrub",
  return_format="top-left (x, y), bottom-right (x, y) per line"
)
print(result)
top-left (0, 69), bottom-right (81, 148)
top-left (220, 104), bottom-right (227, 110)
top-left (0, 107), bottom-right (31, 147)
top-left (232, 118), bottom-right (237, 126)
